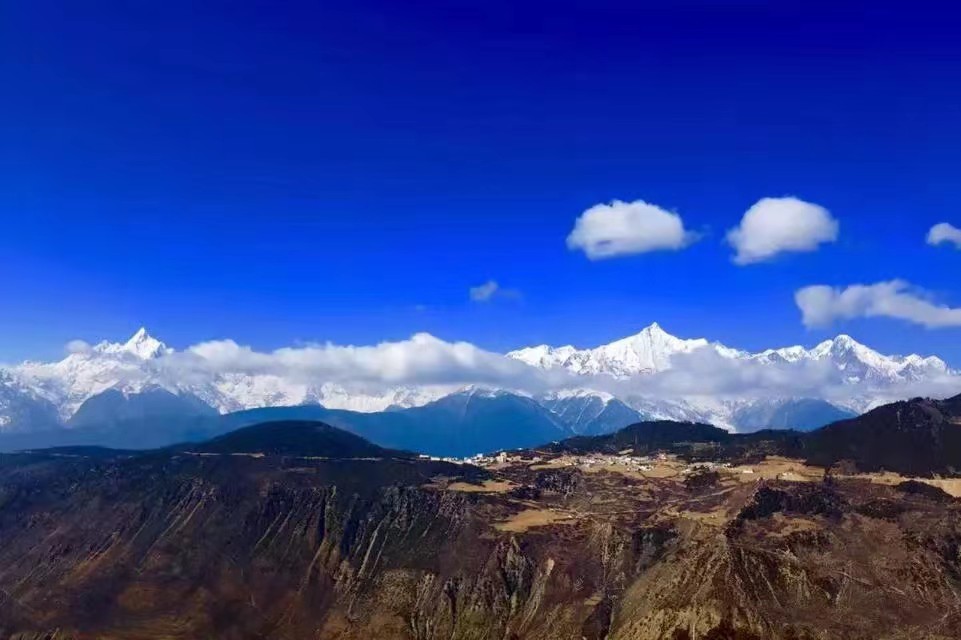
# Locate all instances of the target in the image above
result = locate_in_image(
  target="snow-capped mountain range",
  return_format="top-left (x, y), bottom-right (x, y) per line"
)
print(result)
top-left (0, 324), bottom-right (957, 435)
top-left (10, 328), bottom-right (451, 422)
top-left (507, 323), bottom-right (955, 427)
top-left (507, 322), bottom-right (950, 384)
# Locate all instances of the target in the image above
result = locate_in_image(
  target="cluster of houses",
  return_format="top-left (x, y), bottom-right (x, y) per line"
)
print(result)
top-left (681, 461), bottom-right (733, 474)
top-left (417, 450), bottom-right (756, 476)
top-left (571, 454), bottom-right (655, 472)
top-left (417, 451), bottom-right (543, 466)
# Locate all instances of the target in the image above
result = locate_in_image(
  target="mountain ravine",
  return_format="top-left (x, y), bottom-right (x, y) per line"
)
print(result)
top-left (3, 416), bottom-right (961, 639)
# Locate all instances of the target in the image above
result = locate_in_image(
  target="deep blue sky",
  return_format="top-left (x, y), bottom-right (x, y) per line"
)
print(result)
top-left (2, 1), bottom-right (960, 364)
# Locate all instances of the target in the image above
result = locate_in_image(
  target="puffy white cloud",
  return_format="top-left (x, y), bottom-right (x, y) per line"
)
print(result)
top-left (65, 340), bottom-right (92, 354)
top-left (727, 197), bottom-right (839, 265)
top-left (566, 199), bottom-right (697, 259)
top-left (927, 222), bottom-right (961, 249)
top-left (182, 333), bottom-right (551, 388)
top-left (606, 347), bottom-right (841, 399)
top-left (796, 280), bottom-right (961, 329)
top-left (174, 331), bottom-right (957, 408)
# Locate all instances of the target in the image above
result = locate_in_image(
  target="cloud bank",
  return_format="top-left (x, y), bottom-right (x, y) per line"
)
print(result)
top-left (727, 197), bottom-right (838, 264)
top-left (176, 333), bottom-right (556, 390)
top-left (796, 280), bottom-right (961, 329)
top-left (928, 222), bottom-right (961, 249)
top-left (144, 331), bottom-right (957, 412)
top-left (567, 199), bottom-right (697, 259)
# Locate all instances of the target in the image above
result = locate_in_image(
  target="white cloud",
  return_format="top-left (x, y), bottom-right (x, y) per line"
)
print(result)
top-left (470, 280), bottom-right (499, 302)
top-left (469, 280), bottom-right (520, 302)
top-left (796, 280), bottom-right (961, 329)
top-left (170, 332), bottom-right (955, 407)
top-left (175, 331), bottom-right (957, 405)
top-left (727, 197), bottom-right (839, 265)
top-left (65, 340), bottom-right (92, 354)
top-left (606, 347), bottom-right (842, 399)
top-left (927, 222), bottom-right (961, 249)
top-left (566, 199), bottom-right (697, 259)
top-left (181, 333), bottom-right (551, 388)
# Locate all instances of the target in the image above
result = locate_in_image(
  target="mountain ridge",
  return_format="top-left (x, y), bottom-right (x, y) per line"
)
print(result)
top-left (507, 322), bottom-right (952, 383)
top-left (0, 326), bottom-right (956, 441)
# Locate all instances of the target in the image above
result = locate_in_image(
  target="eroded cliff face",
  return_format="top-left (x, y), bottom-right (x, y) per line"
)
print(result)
top-left (1, 451), bottom-right (961, 640)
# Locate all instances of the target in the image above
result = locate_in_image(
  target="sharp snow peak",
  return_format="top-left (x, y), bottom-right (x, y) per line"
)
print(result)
top-left (96, 327), bottom-right (172, 360)
top-left (0, 324), bottom-right (955, 434)
top-left (507, 324), bottom-right (952, 382)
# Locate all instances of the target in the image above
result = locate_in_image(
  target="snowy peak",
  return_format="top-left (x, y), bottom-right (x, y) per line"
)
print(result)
top-left (507, 344), bottom-right (578, 369)
top-left (507, 323), bottom-right (711, 378)
top-left (806, 334), bottom-right (949, 383)
top-left (510, 325), bottom-right (953, 384)
top-left (123, 328), bottom-right (171, 359)
top-left (96, 328), bottom-right (172, 360)
top-left (812, 334), bottom-right (874, 359)
top-left (591, 323), bottom-right (708, 375)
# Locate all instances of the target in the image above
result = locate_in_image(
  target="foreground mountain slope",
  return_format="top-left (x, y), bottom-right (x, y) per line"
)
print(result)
top-left (2, 419), bottom-right (961, 638)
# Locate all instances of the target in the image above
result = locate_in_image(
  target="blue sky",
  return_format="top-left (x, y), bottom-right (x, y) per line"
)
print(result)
top-left (2, 1), bottom-right (960, 364)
